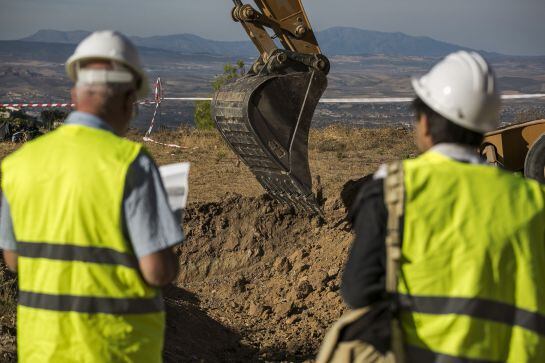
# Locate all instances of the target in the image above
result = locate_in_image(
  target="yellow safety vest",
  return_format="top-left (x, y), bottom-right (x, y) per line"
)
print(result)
top-left (399, 151), bottom-right (545, 362)
top-left (2, 124), bottom-right (165, 362)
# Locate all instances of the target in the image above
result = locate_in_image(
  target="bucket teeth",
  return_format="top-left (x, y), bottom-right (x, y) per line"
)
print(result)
top-left (212, 72), bottom-right (327, 215)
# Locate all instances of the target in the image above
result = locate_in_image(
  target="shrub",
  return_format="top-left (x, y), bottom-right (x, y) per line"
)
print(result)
top-left (195, 100), bottom-right (214, 130)
top-left (194, 60), bottom-right (245, 129)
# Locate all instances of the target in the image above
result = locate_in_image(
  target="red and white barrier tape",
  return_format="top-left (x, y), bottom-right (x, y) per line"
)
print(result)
top-left (501, 94), bottom-right (545, 100)
top-left (321, 97), bottom-right (412, 104)
top-left (320, 94), bottom-right (545, 103)
top-left (159, 93), bottom-right (545, 104)
top-left (144, 78), bottom-right (163, 138)
top-left (2, 77), bottom-right (544, 150)
top-left (163, 97), bottom-right (213, 101)
top-left (1, 103), bottom-right (75, 108)
top-left (142, 78), bottom-right (185, 149)
top-left (1, 100), bottom-right (157, 108)
top-left (3, 92), bottom-right (544, 109)
top-left (142, 136), bottom-right (186, 149)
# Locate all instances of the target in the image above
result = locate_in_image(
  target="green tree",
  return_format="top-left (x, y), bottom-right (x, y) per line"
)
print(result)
top-left (194, 100), bottom-right (213, 130)
top-left (194, 61), bottom-right (245, 130)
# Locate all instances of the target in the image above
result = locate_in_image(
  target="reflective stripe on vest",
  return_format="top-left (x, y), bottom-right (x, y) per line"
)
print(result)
top-left (398, 294), bottom-right (545, 336)
top-left (2, 124), bottom-right (164, 363)
top-left (400, 151), bottom-right (545, 362)
top-left (17, 241), bottom-right (138, 268)
top-left (19, 291), bottom-right (164, 314)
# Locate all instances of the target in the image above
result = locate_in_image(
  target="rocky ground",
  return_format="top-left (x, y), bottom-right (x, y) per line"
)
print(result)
top-left (0, 125), bottom-right (416, 362)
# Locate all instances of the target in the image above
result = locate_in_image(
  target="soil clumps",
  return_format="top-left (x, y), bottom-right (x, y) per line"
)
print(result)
top-left (168, 193), bottom-right (353, 361)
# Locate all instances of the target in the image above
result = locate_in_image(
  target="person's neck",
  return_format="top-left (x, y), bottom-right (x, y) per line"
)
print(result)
top-left (76, 106), bottom-right (126, 136)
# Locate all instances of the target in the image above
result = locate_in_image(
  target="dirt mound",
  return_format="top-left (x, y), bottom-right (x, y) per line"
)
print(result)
top-left (170, 193), bottom-right (354, 361)
top-left (163, 285), bottom-right (259, 362)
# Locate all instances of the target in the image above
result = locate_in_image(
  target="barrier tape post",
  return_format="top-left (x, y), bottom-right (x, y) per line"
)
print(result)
top-left (142, 78), bottom-right (186, 149)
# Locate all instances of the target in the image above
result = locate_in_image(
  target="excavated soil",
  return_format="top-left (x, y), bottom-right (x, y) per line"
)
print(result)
top-left (167, 194), bottom-right (352, 362)
top-left (0, 126), bottom-right (416, 362)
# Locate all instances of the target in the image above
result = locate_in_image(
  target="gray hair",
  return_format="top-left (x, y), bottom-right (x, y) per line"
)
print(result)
top-left (74, 82), bottom-right (135, 115)
top-left (73, 59), bottom-right (139, 116)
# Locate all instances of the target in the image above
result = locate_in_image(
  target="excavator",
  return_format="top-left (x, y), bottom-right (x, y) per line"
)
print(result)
top-left (212, 0), bottom-right (329, 215)
top-left (212, 0), bottom-right (545, 215)
top-left (480, 119), bottom-right (545, 184)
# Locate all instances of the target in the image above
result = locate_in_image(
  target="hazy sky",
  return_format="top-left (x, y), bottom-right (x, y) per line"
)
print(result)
top-left (1, 0), bottom-right (544, 56)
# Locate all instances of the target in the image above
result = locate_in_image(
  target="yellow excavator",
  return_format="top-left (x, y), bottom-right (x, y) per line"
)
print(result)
top-left (212, 0), bottom-right (329, 215)
top-left (480, 119), bottom-right (545, 183)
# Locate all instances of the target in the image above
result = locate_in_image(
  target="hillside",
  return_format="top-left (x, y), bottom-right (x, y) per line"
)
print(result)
top-left (0, 40), bottom-right (239, 64)
top-left (19, 30), bottom-right (90, 45)
top-left (316, 27), bottom-right (468, 57)
top-left (2, 29), bottom-right (544, 126)
top-left (20, 26), bottom-right (486, 58)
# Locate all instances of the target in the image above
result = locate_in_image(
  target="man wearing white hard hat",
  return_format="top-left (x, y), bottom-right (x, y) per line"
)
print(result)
top-left (335, 51), bottom-right (545, 362)
top-left (0, 31), bottom-right (184, 362)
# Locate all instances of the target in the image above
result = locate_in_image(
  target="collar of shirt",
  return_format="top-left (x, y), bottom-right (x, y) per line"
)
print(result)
top-left (65, 111), bottom-right (115, 134)
top-left (430, 143), bottom-right (485, 165)
top-left (374, 143), bottom-right (485, 179)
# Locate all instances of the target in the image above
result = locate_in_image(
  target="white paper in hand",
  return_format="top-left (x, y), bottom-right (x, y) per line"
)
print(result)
top-left (159, 162), bottom-right (190, 212)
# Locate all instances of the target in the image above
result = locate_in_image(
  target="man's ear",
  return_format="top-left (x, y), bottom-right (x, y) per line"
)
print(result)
top-left (123, 91), bottom-right (133, 112)
top-left (421, 113), bottom-right (431, 136)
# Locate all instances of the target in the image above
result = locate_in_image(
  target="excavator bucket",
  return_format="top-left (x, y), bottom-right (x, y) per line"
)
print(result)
top-left (213, 0), bottom-right (329, 214)
top-left (213, 71), bottom-right (327, 214)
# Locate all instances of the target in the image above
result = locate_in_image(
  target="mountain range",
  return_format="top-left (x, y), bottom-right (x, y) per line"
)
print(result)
top-left (19, 27), bottom-right (485, 58)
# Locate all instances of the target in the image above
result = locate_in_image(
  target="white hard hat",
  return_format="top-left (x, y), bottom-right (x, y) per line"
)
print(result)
top-left (66, 30), bottom-right (149, 98)
top-left (412, 51), bottom-right (500, 133)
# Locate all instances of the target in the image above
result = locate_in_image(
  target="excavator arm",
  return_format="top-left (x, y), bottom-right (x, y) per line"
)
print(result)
top-left (230, 0), bottom-right (328, 75)
top-left (212, 0), bottom-right (329, 215)
top-left (232, 0), bottom-right (322, 57)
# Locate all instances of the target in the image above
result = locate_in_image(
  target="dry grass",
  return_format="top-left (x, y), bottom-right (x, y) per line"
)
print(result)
top-left (0, 125), bottom-right (418, 206)
top-left (0, 264), bottom-right (17, 362)
top-left (308, 125), bottom-right (417, 200)
top-left (127, 125), bottom-right (418, 205)
top-left (0, 145), bottom-right (20, 363)
top-left (130, 127), bottom-right (262, 203)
